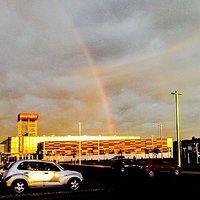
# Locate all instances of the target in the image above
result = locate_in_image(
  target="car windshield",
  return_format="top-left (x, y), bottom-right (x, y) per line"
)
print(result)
top-left (138, 159), bottom-right (148, 165)
top-left (110, 156), bottom-right (125, 160)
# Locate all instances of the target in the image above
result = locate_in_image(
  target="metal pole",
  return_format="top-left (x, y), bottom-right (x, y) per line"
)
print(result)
top-left (98, 134), bottom-right (102, 161)
top-left (159, 123), bottom-right (163, 158)
top-left (187, 152), bottom-right (190, 164)
top-left (196, 143), bottom-right (199, 165)
top-left (171, 91), bottom-right (182, 167)
top-left (98, 139), bottom-right (100, 161)
top-left (43, 141), bottom-right (46, 160)
top-left (151, 135), bottom-right (154, 149)
top-left (151, 135), bottom-right (154, 158)
top-left (78, 122), bottom-right (82, 165)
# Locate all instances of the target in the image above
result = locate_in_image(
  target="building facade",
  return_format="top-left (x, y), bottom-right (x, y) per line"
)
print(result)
top-left (6, 135), bottom-right (173, 162)
top-left (0, 113), bottom-right (174, 163)
top-left (17, 113), bottom-right (39, 137)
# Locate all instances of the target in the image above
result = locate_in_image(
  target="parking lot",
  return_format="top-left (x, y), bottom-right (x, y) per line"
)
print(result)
top-left (0, 160), bottom-right (200, 199)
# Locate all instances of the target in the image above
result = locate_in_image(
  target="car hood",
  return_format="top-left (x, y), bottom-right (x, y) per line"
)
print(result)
top-left (62, 170), bottom-right (82, 176)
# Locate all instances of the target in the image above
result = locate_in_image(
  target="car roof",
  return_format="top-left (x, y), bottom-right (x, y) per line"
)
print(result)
top-left (11, 159), bottom-right (57, 165)
top-left (139, 158), bottom-right (175, 160)
top-left (17, 159), bottom-right (53, 162)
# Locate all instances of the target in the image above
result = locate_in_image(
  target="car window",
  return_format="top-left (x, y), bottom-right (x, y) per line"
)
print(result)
top-left (162, 159), bottom-right (176, 165)
top-left (17, 161), bottom-right (61, 171)
top-left (110, 156), bottom-right (125, 160)
top-left (162, 160), bottom-right (169, 165)
top-left (138, 159), bottom-right (148, 165)
top-left (152, 159), bottom-right (163, 165)
top-left (42, 163), bottom-right (60, 171)
top-left (17, 162), bottom-right (27, 170)
top-left (17, 162), bottom-right (42, 171)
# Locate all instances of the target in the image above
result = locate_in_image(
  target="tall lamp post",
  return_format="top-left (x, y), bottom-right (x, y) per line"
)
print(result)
top-left (171, 91), bottom-right (182, 167)
top-left (159, 123), bottom-right (163, 158)
top-left (151, 135), bottom-right (154, 149)
top-left (196, 143), bottom-right (199, 165)
top-left (78, 122), bottom-right (82, 165)
top-left (98, 135), bottom-right (101, 162)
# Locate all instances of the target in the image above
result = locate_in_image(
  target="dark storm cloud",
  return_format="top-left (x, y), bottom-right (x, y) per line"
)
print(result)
top-left (61, 0), bottom-right (200, 64)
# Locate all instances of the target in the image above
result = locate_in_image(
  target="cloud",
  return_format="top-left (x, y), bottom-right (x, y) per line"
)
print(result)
top-left (0, 0), bottom-right (200, 141)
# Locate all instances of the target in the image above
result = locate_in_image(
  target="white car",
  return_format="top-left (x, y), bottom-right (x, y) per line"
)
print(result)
top-left (2, 159), bottom-right (84, 194)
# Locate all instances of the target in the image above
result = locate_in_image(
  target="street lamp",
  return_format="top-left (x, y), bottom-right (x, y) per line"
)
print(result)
top-left (78, 122), bottom-right (82, 165)
top-left (98, 135), bottom-right (101, 162)
top-left (159, 123), bottom-right (163, 158)
top-left (196, 143), bottom-right (199, 165)
top-left (171, 90), bottom-right (182, 167)
top-left (151, 135), bottom-right (154, 149)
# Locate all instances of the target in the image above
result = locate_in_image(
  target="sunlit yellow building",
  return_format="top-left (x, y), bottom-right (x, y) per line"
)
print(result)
top-left (7, 135), bottom-right (173, 162)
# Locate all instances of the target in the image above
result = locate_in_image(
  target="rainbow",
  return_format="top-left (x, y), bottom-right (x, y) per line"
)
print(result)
top-left (61, 8), bottom-right (116, 135)
top-left (78, 40), bottom-right (116, 135)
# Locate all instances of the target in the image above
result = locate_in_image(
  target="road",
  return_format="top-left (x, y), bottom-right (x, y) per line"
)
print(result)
top-left (0, 164), bottom-right (199, 199)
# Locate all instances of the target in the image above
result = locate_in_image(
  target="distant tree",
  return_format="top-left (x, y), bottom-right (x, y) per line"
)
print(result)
top-left (152, 147), bottom-right (160, 155)
top-left (192, 136), bottom-right (196, 141)
top-left (118, 149), bottom-right (123, 156)
top-left (145, 148), bottom-right (149, 154)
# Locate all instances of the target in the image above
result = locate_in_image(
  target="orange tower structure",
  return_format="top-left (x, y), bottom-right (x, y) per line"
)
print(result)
top-left (17, 113), bottom-right (39, 137)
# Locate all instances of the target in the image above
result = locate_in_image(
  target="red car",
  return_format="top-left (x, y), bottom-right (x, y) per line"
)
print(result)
top-left (137, 158), bottom-right (181, 178)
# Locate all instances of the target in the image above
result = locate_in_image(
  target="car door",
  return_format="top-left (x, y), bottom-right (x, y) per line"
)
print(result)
top-left (152, 159), bottom-right (163, 173)
top-left (161, 159), bottom-right (174, 173)
top-left (155, 159), bottom-right (172, 173)
top-left (18, 161), bottom-right (45, 187)
top-left (41, 162), bottom-right (61, 186)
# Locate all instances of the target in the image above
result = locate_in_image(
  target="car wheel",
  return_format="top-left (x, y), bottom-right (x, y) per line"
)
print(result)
top-left (11, 179), bottom-right (27, 194)
top-left (120, 167), bottom-right (125, 173)
top-left (174, 169), bottom-right (181, 176)
top-left (148, 170), bottom-right (155, 178)
top-left (111, 166), bottom-right (115, 170)
top-left (67, 178), bottom-right (81, 191)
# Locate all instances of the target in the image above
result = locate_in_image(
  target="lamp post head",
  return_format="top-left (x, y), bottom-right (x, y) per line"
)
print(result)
top-left (171, 91), bottom-right (182, 95)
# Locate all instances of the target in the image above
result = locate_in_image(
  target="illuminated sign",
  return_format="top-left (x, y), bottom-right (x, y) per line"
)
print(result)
top-left (18, 113), bottom-right (39, 121)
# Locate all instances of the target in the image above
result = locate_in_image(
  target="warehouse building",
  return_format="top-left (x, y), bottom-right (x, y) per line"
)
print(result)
top-left (5, 135), bottom-right (173, 162)
top-left (0, 113), bottom-right (173, 163)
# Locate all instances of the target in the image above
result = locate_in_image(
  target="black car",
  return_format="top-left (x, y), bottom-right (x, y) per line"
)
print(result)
top-left (111, 158), bottom-right (137, 173)
top-left (110, 155), bottom-right (125, 160)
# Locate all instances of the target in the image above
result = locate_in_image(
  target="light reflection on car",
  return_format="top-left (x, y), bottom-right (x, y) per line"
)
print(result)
top-left (1, 159), bottom-right (84, 194)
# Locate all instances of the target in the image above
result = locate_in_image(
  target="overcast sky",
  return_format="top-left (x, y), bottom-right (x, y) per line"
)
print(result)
top-left (0, 0), bottom-right (200, 141)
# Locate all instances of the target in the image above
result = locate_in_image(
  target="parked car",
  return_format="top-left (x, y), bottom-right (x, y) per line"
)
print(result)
top-left (0, 163), bottom-right (9, 185)
top-left (0, 163), bottom-right (9, 174)
top-left (137, 158), bottom-right (181, 178)
top-left (1, 159), bottom-right (84, 194)
top-left (110, 155), bottom-right (125, 161)
top-left (111, 158), bottom-right (137, 173)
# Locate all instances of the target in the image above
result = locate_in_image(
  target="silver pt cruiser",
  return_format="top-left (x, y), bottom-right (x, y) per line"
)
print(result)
top-left (2, 159), bottom-right (84, 194)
